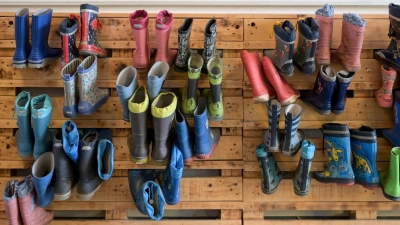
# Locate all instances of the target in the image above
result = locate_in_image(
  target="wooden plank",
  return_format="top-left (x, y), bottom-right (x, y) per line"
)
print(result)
top-left (46, 220), bottom-right (242, 225)
top-left (105, 210), bottom-right (127, 220)
top-left (221, 127), bottom-right (243, 136)
top-left (220, 209), bottom-right (242, 220)
top-left (356, 211), bottom-right (377, 220)
top-left (354, 91), bottom-right (374, 98)
top-left (243, 210), bottom-right (264, 220)
top-left (243, 221), bottom-right (399, 225)
top-left (0, 88), bottom-right (15, 96)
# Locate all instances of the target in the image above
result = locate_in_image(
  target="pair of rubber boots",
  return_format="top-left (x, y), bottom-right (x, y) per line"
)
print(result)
top-left (175, 18), bottom-right (217, 75)
top-left (264, 17), bottom-right (319, 76)
top-left (12, 8), bottom-right (59, 68)
top-left (3, 177), bottom-right (54, 225)
top-left (302, 65), bottom-right (354, 115)
top-left (314, 123), bottom-right (380, 190)
top-left (179, 53), bottom-right (224, 121)
top-left (14, 91), bottom-right (56, 159)
top-left (61, 55), bottom-right (109, 118)
top-left (263, 100), bottom-right (305, 157)
top-left (241, 50), bottom-right (300, 105)
top-left (59, 4), bottom-right (107, 68)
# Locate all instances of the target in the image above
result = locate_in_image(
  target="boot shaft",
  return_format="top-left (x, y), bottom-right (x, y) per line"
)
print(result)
top-left (3, 179), bottom-right (22, 225)
top-left (31, 9), bottom-right (53, 51)
top-left (15, 91), bottom-right (32, 139)
top-left (282, 104), bottom-right (304, 156)
top-left (53, 133), bottom-right (77, 182)
top-left (162, 141), bottom-right (184, 205)
top-left (315, 4), bottom-right (334, 64)
top-left (130, 10), bottom-right (151, 69)
top-left (32, 152), bottom-right (55, 207)
top-left (13, 8), bottom-right (31, 63)
top-left (31, 94), bottom-right (53, 140)
top-left (60, 17), bottom-right (79, 67)
top-left (308, 65), bottom-right (336, 110)
top-left (202, 19), bottom-right (217, 72)
top-left (187, 53), bottom-right (203, 99)
top-left (295, 17), bottom-right (319, 61)
top-left (207, 55), bottom-right (223, 103)
top-left (380, 65), bottom-right (397, 94)
top-left (255, 144), bottom-right (283, 194)
top-left (79, 132), bottom-right (99, 182)
top-left (80, 4), bottom-right (100, 45)
top-left (97, 139), bottom-right (114, 180)
top-left (62, 59), bottom-right (81, 111)
top-left (116, 66), bottom-right (138, 121)
top-left (176, 18), bottom-right (193, 70)
top-left (155, 10), bottom-right (174, 51)
top-left (147, 61), bottom-right (170, 101)
top-left (293, 140), bottom-right (315, 195)
top-left (331, 70), bottom-right (354, 114)
top-left (389, 3), bottom-right (400, 38)
top-left (174, 108), bottom-right (194, 161)
top-left (264, 100), bottom-right (281, 151)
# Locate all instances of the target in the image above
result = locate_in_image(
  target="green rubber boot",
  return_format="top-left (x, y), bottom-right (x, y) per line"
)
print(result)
top-left (379, 147), bottom-right (400, 201)
top-left (203, 55), bottom-right (224, 121)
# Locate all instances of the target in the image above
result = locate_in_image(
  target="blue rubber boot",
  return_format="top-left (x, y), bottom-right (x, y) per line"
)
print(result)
top-left (293, 140), bottom-right (315, 196)
top-left (13, 8), bottom-right (31, 68)
top-left (97, 139), bottom-right (114, 181)
top-left (350, 126), bottom-right (380, 190)
top-left (32, 152), bottom-right (55, 207)
top-left (28, 9), bottom-right (60, 68)
top-left (383, 91), bottom-right (400, 147)
top-left (128, 170), bottom-right (166, 220)
top-left (314, 123), bottom-right (355, 185)
top-left (255, 143), bottom-right (283, 194)
top-left (62, 120), bottom-right (79, 166)
top-left (77, 55), bottom-right (109, 115)
top-left (147, 61), bottom-right (170, 101)
top-left (116, 66), bottom-right (138, 122)
top-left (194, 97), bottom-right (221, 159)
top-left (14, 91), bottom-right (34, 158)
top-left (61, 59), bottom-right (81, 118)
top-left (59, 15), bottom-right (80, 69)
top-left (281, 104), bottom-right (305, 157)
top-left (31, 94), bottom-right (55, 159)
top-left (174, 107), bottom-right (195, 164)
top-left (331, 71), bottom-right (355, 115)
top-left (301, 65), bottom-right (336, 115)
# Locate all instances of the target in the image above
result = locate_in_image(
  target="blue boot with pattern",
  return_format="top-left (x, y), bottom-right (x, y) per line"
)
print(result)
top-left (255, 143), bottom-right (283, 194)
top-left (293, 140), bottom-right (315, 196)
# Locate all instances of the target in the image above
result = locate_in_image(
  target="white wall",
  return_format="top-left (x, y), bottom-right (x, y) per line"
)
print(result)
top-left (0, 0), bottom-right (392, 14)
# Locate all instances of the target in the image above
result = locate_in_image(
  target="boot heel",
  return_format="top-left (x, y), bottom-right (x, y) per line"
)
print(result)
top-left (77, 182), bottom-right (103, 201)
top-left (53, 190), bottom-right (72, 201)
top-left (130, 156), bottom-right (149, 164)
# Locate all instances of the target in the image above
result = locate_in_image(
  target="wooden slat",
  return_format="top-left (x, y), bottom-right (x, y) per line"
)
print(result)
top-left (105, 210), bottom-right (127, 220)
top-left (356, 211), bottom-right (377, 220)
top-left (221, 209), bottom-right (242, 220)
top-left (46, 220), bottom-right (242, 225)
top-left (243, 221), bottom-right (399, 225)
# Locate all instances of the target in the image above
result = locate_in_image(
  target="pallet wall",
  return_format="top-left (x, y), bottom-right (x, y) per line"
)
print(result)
top-left (0, 11), bottom-right (398, 224)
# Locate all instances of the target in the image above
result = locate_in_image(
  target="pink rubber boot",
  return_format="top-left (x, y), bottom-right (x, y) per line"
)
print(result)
top-left (375, 65), bottom-right (397, 108)
top-left (129, 10), bottom-right (154, 70)
top-left (155, 10), bottom-right (177, 65)
top-left (315, 10), bottom-right (334, 65)
top-left (3, 179), bottom-right (22, 225)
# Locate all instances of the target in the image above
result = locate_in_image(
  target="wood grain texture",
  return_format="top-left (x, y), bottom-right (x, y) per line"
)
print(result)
top-left (243, 221), bottom-right (399, 225)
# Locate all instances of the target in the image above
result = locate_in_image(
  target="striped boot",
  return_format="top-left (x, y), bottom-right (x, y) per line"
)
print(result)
top-left (281, 104), bottom-right (305, 157)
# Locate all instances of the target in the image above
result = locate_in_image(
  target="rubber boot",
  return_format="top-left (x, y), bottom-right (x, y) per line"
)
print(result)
top-left (174, 107), bottom-right (195, 164)
top-left (151, 92), bottom-right (177, 165)
top-left (315, 4), bottom-right (334, 65)
top-left (375, 3), bottom-right (400, 71)
top-left (375, 65), bottom-right (397, 108)
top-left (281, 104), bottom-right (305, 157)
top-left (332, 13), bottom-right (366, 72)
top-left (255, 143), bottom-right (283, 194)
top-left (264, 21), bottom-right (296, 76)
top-left (382, 91), bottom-right (400, 147)
top-left (203, 55), bottom-right (224, 121)
top-left (17, 176), bottom-right (54, 225)
top-left (156, 140), bottom-right (184, 205)
top-left (202, 19), bottom-right (217, 74)
top-left (3, 179), bottom-right (22, 225)
top-left (14, 91), bottom-right (34, 158)
top-left (31, 94), bottom-right (55, 159)
top-left (128, 170), bottom-right (165, 220)
top-left (293, 17), bottom-right (319, 75)
top-left (261, 56), bottom-right (300, 105)
top-left (155, 10), bottom-right (177, 65)
top-left (379, 147), bottom-right (400, 201)
top-left (62, 120), bottom-right (79, 166)
top-left (301, 65), bottom-right (336, 115)
top-left (263, 99), bottom-right (281, 152)
top-left (79, 4), bottom-right (106, 57)
top-left (175, 18), bottom-right (193, 72)
top-left (129, 10), bottom-right (154, 70)
top-left (179, 53), bottom-right (202, 117)
top-left (314, 123), bottom-right (355, 185)
top-left (32, 152), bottom-right (55, 207)
top-left (194, 97), bottom-right (221, 159)
top-left (147, 61), bottom-right (170, 101)
top-left (293, 140), bottom-right (315, 196)
top-left (331, 70), bottom-right (355, 114)
top-left (13, 8), bottom-right (30, 68)
top-left (128, 86), bottom-right (150, 164)
top-left (241, 50), bottom-right (276, 103)
top-left (77, 55), bottom-right (109, 115)
top-left (97, 139), bottom-right (114, 180)
top-left (59, 15), bottom-right (80, 69)
top-left (77, 131), bottom-right (103, 201)
top-left (350, 126), bottom-right (380, 190)
top-left (116, 66), bottom-right (138, 121)
top-left (53, 133), bottom-right (78, 201)
top-left (28, 9), bottom-right (59, 68)
top-left (61, 58), bottom-right (81, 118)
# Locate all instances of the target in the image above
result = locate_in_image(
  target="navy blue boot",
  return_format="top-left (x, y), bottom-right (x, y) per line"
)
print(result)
top-left (193, 97), bottom-right (221, 159)
top-left (128, 170), bottom-right (165, 220)
top-left (350, 126), bottom-right (380, 190)
top-left (174, 107), bottom-right (195, 163)
top-left (59, 15), bottom-right (80, 69)
top-left (255, 143), bottom-right (283, 194)
top-left (14, 91), bottom-right (34, 158)
top-left (32, 152), bottom-right (55, 207)
top-left (383, 91), bottom-right (400, 146)
top-left (13, 8), bottom-right (31, 68)
top-left (281, 104), bottom-right (305, 157)
top-left (28, 9), bottom-right (60, 68)
top-left (331, 71), bottom-right (355, 115)
top-left (301, 65), bottom-right (336, 115)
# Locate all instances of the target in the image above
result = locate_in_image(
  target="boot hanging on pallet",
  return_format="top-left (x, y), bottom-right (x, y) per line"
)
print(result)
top-left (331, 70), bottom-right (355, 115)
top-left (202, 19), bottom-right (217, 74)
top-left (292, 140), bottom-right (315, 196)
top-left (203, 55), bottom-right (224, 122)
top-left (3, 179), bottom-right (23, 225)
top-left (59, 15), bottom-right (80, 69)
top-left (79, 4), bottom-right (106, 57)
top-left (116, 66), bottom-right (138, 122)
top-left (28, 9), bottom-right (60, 68)
top-left (375, 3), bottom-right (400, 71)
top-left (281, 104), bottom-right (305, 157)
top-left (147, 61), bottom-right (170, 101)
top-left (14, 91), bottom-right (34, 158)
top-left (382, 91), bottom-right (400, 147)
top-left (380, 147), bottom-right (400, 201)
top-left (263, 99), bottom-right (282, 152)
top-left (174, 107), bottom-right (195, 164)
top-left (255, 143), bottom-right (283, 195)
top-left (32, 152), bottom-right (55, 207)
top-left (61, 59), bottom-right (81, 118)
top-left (175, 18), bottom-right (193, 72)
top-left (62, 120), bottom-right (79, 166)
top-left (374, 65), bottom-right (397, 108)
top-left (315, 4), bottom-right (334, 65)
top-left (12, 8), bottom-right (30, 68)
top-left (155, 10), bottom-right (177, 65)
top-left (179, 53), bottom-right (202, 117)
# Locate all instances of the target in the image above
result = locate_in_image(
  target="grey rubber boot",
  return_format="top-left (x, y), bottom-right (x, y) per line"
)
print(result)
top-left (175, 18), bottom-right (193, 72)
top-left (263, 99), bottom-right (282, 152)
top-left (292, 140), bottom-right (315, 196)
top-left (281, 104), bottom-right (305, 157)
top-left (116, 66), bottom-right (138, 122)
top-left (255, 143), bottom-right (283, 194)
top-left (179, 53), bottom-right (202, 117)
top-left (201, 19), bottom-right (217, 74)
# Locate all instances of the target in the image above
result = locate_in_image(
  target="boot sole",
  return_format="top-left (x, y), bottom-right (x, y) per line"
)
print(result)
top-left (281, 130), bottom-right (305, 157)
top-left (77, 182), bottom-right (103, 201)
top-left (78, 95), bottom-right (110, 115)
top-left (207, 111), bottom-right (224, 122)
top-left (302, 100), bottom-right (331, 115)
top-left (196, 143), bottom-right (218, 159)
top-left (294, 61), bottom-right (315, 76)
top-left (382, 189), bottom-right (400, 201)
top-left (130, 155), bottom-right (149, 164)
top-left (54, 190), bottom-right (72, 201)
top-left (331, 109), bottom-right (344, 115)
top-left (261, 176), bottom-right (283, 195)
top-left (28, 57), bottom-right (57, 68)
top-left (294, 188), bottom-right (309, 196)
top-left (355, 180), bottom-right (381, 190)
top-left (315, 177), bottom-right (355, 186)
top-left (184, 157), bottom-right (194, 164)
top-left (79, 44), bottom-right (107, 57)
top-left (13, 60), bottom-right (27, 68)
top-left (151, 157), bottom-right (170, 166)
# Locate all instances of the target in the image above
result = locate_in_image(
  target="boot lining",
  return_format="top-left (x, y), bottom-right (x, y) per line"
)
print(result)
top-left (18, 97), bottom-right (28, 107)
top-left (32, 153), bottom-right (54, 178)
top-left (286, 104), bottom-right (302, 117)
top-left (84, 133), bottom-right (97, 143)
top-left (149, 62), bottom-right (169, 78)
top-left (117, 67), bottom-right (136, 87)
top-left (33, 101), bottom-right (44, 110)
top-left (33, 8), bottom-right (52, 16)
top-left (16, 8), bottom-right (29, 16)
top-left (102, 143), bottom-right (111, 174)
top-left (154, 94), bottom-right (174, 108)
top-left (132, 88), bottom-right (145, 104)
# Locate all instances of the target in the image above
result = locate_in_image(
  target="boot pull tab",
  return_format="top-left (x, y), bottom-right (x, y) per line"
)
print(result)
top-left (69, 14), bottom-right (81, 36)
top-left (91, 18), bottom-right (103, 31)
top-left (270, 21), bottom-right (282, 38)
